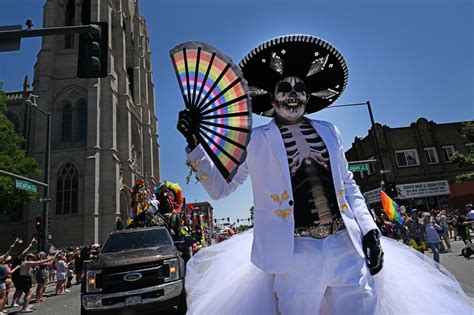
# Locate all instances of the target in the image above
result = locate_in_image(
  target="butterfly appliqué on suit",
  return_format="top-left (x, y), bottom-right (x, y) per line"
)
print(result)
top-left (270, 190), bottom-right (289, 206)
top-left (275, 209), bottom-right (291, 220)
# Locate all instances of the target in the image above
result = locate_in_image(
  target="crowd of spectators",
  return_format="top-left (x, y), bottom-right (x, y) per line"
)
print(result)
top-left (373, 203), bottom-right (474, 263)
top-left (0, 238), bottom-right (100, 314)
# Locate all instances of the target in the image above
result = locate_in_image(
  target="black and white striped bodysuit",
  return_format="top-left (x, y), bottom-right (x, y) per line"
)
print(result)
top-left (278, 119), bottom-right (341, 228)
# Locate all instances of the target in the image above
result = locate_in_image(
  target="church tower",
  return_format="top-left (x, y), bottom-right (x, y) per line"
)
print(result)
top-left (27, 0), bottom-right (160, 246)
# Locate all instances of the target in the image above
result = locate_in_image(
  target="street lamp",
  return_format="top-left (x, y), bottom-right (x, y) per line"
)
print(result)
top-left (26, 94), bottom-right (51, 252)
top-left (326, 101), bottom-right (388, 188)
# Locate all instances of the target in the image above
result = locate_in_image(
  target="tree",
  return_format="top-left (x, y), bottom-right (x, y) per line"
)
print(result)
top-left (0, 88), bottom-right (41, 216)
top-left (452, 122), bottom-right (474, 183)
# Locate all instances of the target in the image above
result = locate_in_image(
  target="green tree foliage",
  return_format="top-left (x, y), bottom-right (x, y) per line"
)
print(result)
top-left (0, 88), bottom-right (41, 215)
top-left (452, 121), bottom-right (474, 183)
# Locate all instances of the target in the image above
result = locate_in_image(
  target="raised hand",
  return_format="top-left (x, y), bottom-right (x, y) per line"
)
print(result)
top-left (177, 109), bottom-right (199, 150)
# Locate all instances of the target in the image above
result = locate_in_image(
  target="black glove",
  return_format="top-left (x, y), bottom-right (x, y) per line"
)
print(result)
top-left (362, 229), bottom-right (384, 275)
top-left (177, 109), bottom-right (199, 150)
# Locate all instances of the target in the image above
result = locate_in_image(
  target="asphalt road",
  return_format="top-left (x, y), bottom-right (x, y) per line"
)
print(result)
top-left (427, 239), bottom-right (474, 298)
top-left (4, 240), bottom-right (473, 314)
top-left (6, 282), bottom-right (81, 315)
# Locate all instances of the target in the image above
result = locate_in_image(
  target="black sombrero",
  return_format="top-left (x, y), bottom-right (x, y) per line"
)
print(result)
top-left (239, 34), bottom-right (348, 116)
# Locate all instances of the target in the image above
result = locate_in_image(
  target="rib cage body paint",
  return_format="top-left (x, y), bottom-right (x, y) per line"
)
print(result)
top-left (278, 120), bottom-right (341, 227)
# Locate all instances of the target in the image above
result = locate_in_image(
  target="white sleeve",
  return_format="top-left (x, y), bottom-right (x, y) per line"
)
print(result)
top-left (186, 144), bottom-right (249, 200)
top-left (332, 124), bottom-right (379, 236)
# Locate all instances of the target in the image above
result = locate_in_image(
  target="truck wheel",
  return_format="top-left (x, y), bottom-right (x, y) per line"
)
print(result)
top-left (176, 290), bottom-right (187, 315)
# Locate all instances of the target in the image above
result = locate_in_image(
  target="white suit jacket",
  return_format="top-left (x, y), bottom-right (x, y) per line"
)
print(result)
top-left (187, 118), bottom-right (378, 273)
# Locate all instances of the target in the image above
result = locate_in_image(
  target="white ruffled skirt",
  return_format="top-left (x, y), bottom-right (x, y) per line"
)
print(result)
top-left (185, 230), bottom-right (473, 315)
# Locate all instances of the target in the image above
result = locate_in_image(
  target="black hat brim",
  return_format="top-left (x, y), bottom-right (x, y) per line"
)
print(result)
top-left (239, 35), bottom-right (348, 116)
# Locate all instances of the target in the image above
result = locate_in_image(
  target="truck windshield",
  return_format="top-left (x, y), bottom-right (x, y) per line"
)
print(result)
top-left (101, 229), bottom-right (173, 253)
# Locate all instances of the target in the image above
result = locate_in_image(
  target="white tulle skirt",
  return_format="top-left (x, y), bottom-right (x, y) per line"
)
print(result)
top-left (185, 230), bottom-right (473, 315)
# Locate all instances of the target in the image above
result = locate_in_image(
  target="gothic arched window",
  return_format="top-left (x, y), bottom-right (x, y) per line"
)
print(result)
top-left (62, 103), bottom-right (72, 143)
top-left (76, 101), bottom-right (87, 143)
top-left (55, 162), bottom-right (79, 215)
top-left (64, 0), bottom-right (76, 48)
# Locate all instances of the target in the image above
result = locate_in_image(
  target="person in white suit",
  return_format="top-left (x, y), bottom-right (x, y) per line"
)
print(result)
top-left (178, 35), bottom-right (383, 314)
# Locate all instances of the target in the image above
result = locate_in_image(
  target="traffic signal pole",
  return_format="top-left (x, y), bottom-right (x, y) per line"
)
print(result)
top-left (0, 24), bottom-right (98, 43)
top-left (1, 23), bottom-right (108, 78)
top-left (327, 101), bottom-right (389, 189)
top-left (366, 101), bottom-right (388, 187)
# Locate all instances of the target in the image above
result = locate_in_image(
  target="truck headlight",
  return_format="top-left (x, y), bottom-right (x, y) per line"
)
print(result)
top-left (164, 258), bottom-right (179, 282)
top-left (86, 270), bottom-right (102, 293)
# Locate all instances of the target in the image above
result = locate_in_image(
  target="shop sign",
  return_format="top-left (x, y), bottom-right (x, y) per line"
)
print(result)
top-left (363, 187), bottom-right (382, 204)
top-left (396, 180), bottom-right (450, 199)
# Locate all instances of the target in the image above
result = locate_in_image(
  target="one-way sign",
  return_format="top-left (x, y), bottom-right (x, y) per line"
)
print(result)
top-left (38, 197), bottom-right (52, 202)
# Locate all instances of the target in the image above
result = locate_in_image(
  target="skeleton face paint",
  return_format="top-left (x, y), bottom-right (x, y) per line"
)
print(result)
top-left (273, 76), bottom-right (308, 123)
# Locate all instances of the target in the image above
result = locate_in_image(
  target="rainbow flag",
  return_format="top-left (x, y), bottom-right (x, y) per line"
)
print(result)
top-left (380, 191), bottom-right (403, 225)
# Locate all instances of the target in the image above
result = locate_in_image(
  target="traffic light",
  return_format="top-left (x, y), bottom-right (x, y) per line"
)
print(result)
top-left (385, 182), bottom-right (397, 199)
top-left (214, 219), bottom-right (217, 223)
top-left (227, 217), bottom-right (230, 222)
top-left (77, 22), bottom-right (108, 78)
top-left (35, 216), bottom-right (42, 232)
top-left (237, 219), bottom-right (239, 223)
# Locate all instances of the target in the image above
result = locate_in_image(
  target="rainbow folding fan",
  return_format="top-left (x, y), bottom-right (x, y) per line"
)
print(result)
top-left (170, 41), bottom-right (252, 183)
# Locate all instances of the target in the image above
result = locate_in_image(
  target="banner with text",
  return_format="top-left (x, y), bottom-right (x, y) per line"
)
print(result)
top-left (363, 187), bottom-right (382, 204)
top-left (396, 180), bottom-right (450, 199)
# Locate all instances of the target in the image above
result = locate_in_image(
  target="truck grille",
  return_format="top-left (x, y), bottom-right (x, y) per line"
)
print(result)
top-left (97, 262), bottom-right (169, 293)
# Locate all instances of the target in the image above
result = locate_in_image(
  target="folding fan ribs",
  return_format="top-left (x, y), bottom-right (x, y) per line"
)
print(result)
top-left (170, 41), bottom-right (252, 182)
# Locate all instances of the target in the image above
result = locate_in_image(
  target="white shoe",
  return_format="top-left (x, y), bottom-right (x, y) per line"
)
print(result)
top-left (20, 308), bottom-right (33, 313)
top-left (11, 303), bottom-right (20, 307)
top-left (65, 289), bottom-right (71, 292)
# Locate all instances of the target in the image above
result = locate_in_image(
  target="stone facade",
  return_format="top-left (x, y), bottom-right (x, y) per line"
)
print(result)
top-left (345, 118), bottom-right (474, 210)
top-left (1, 0), bottom-right (160, 248)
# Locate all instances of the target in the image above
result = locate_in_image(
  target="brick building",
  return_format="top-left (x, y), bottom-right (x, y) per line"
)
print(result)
top-left (189, 201), bottom-right (214, 230)
top-left (345, 118), bottom-right (474, 211)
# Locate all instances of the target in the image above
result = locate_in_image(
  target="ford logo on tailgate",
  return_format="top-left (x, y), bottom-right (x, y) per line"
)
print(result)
top-left (123, 272), bottom-right (142, 282)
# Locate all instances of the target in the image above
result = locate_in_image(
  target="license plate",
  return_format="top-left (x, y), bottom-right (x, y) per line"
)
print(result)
top-left (125, 295), bottom-right (142, 306)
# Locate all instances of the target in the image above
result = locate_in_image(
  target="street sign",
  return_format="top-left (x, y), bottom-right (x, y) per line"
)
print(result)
top-left (38, 197), bottom-right (52, 202)
top-left (349, 164), bottom-right (368, 172)
top-left (15, 179), bottom-right (37, 193)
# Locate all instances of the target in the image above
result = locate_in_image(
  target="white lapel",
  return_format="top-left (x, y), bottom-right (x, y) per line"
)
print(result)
top-left (263, 119), bottom-right (292, 185)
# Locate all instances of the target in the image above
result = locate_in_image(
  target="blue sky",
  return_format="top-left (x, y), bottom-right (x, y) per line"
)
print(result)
top-left (0, 0), bottom-right (473, 224)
